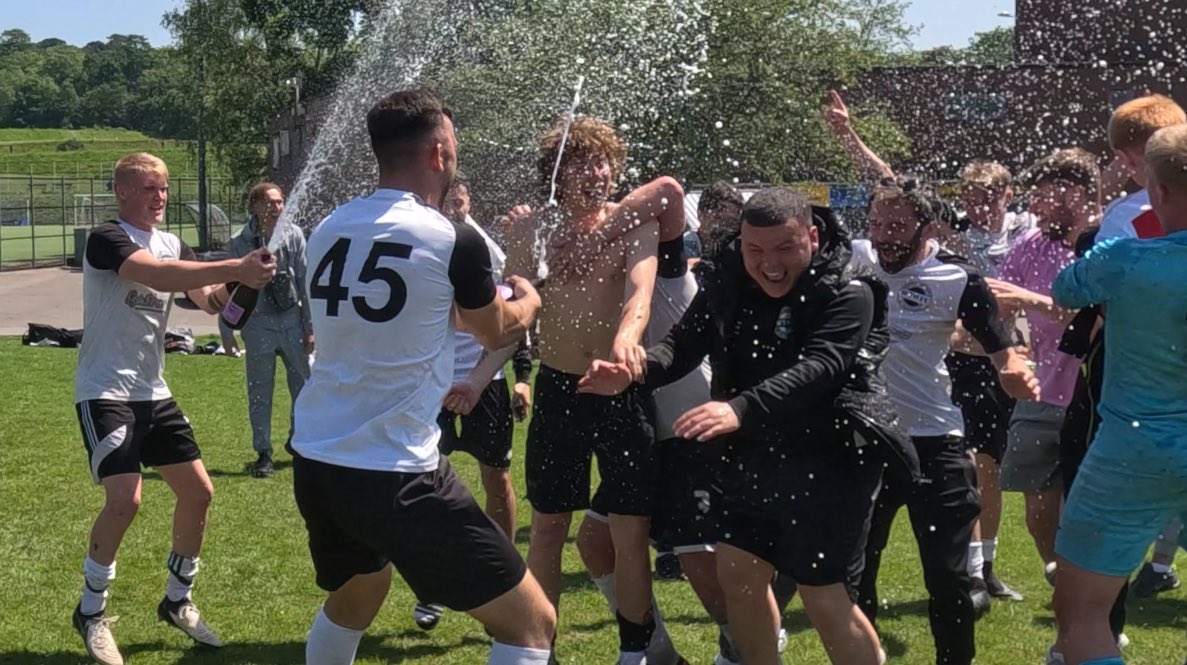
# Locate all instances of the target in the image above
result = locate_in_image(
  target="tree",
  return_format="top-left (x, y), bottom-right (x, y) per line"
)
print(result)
top-left (965, 27), bottom-right (1014, 66)
top-left (0, 29), bottom-right (32, 57)
top-left (78, 82), bottom-right (132, 127)
top-left (165, 0), bottom-right (288, 184)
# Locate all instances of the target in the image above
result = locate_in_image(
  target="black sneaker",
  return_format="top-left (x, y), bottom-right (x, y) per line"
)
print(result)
top-left (249, 453), bottom-right (273, 478)
top-left (971, 577), bottom-right (992, 620)
top-left (1132, 562), bottom-right (1181, 599)
top-left (984, 561), bottom-right (1024, 601)
top-left (156, 597), bottom-right (222, 647)
top-left (413, 602), bottom-right (445, 631)
top-left (656, 551), bottom-right (684, 581)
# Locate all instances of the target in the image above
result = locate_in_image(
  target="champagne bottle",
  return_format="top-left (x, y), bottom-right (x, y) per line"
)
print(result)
top-left (219, 283), bottom-right (260, 330)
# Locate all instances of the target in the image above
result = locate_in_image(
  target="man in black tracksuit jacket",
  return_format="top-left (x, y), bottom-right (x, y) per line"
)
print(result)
top-left (580, 187), bottom-right (917, 665)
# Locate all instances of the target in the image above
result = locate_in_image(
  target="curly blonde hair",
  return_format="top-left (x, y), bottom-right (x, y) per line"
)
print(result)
top-left (536, 116), bottom-right (627, 198)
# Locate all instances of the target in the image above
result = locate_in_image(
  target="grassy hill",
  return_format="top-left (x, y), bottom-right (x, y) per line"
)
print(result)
top-left (0, 128), bottom-right (211, 177)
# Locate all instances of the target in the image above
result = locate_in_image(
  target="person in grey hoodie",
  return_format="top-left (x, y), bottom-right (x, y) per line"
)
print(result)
top-left (220, 181), bottom-right (312, 477)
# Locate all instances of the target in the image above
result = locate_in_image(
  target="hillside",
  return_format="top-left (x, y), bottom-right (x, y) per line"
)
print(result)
top-left (0, 128), bottom-right (208, 177)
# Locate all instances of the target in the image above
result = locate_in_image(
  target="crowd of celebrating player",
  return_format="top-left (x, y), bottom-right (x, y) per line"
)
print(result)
top-left (66, 83), bottom-right (1187, 665)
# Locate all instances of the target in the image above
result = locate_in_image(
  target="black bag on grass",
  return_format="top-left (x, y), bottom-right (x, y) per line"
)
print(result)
top-left (22, 323), bottom-right (83, 348)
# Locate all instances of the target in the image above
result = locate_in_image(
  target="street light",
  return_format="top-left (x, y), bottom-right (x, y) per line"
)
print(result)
top-left (285, 77), bottom-right (302, 114)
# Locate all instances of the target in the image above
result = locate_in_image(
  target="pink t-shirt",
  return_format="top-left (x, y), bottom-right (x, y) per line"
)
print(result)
top-left (999, 229), bottom-right (1082, 407)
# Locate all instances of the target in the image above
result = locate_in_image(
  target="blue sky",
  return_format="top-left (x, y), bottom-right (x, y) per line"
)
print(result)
top-left (3, 0), bottom-right (1013, 50)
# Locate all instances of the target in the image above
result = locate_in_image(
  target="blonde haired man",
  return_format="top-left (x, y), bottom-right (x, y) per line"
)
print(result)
top-left (1051, 124), bottom-right (1187, 665)
top-left (73, 153), bottom-right (275, 664)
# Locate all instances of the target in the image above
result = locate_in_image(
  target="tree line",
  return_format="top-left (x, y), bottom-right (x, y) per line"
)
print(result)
top-left (1, 1), bottom-right (1013, 188)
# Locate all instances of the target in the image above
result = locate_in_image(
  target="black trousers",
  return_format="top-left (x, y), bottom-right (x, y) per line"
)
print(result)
top-left (856, 435), bottom-right (981, 665)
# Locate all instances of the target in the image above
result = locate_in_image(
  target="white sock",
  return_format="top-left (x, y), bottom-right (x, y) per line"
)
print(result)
top-left (307, 608), bottom-right (364, 665)
top-left (1152, 561), bottom-right (1173, 574)
top-left (593, 574), bottom-right (678, 664)
top-left (618, 652), bottom-right (646, 665)
top-left (593, 573), bottom-right (619, 615)
top-left (488, 642), bottom-right (551, 665)
top-left (968, 541), bottom-right (985, 580)
top-left (647, 597), bottom-right (679, 665)
top-left (714, 655), bottom-right (742, 665)
top-left (81, 557), bottom-right (115, 615)
top-left (166, 551), bottom-right (199, 602)
top-left (983, 537), bottom-right (997, 563)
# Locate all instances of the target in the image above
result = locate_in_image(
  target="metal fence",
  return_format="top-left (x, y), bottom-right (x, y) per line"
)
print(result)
top-left (0, 176), bottom-right (241, 271)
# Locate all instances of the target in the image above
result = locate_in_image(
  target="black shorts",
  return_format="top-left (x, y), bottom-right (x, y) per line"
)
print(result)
top-left (652, 437), bottom-right (732, 553)
top-left (76, 399), bottom-right (201, 483)
top-left (525, 366), bottom-right (655, 516)
top-left (438, 379), bottom-right (514, 469)
top-left (946, 352), bottom-right (1014, 463)
top-left (719, 420), bottom-right (882, 587)
top-left (292, 453), bottom-right (526, 610)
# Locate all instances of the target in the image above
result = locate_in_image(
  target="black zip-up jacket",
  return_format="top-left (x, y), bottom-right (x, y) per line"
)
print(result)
top-left (643, 207), bottom-right (919, 477)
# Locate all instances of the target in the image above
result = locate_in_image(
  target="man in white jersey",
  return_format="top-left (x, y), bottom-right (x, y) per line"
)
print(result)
top-left (72, 152), bottom-right (277, 665)
top-left (850, 177), bottom-right (1038, 665)
top-left (289, 89), bottom-right (555, 665)
top-left (945, 161), bottom-right (1032, 605)
top-left (411, 174), bottom-right (536, 632)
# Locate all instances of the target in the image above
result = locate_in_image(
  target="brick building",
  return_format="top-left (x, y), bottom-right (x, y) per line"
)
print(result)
top-left (851, 0), bottom-right (1187, 177)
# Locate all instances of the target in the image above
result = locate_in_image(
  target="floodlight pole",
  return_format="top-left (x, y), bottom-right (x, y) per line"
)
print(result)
top-left (196, 0), bottom-right (209, 249)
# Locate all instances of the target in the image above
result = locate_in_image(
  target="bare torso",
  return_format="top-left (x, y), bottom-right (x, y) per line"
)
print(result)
top-left (505, 205), bottom-right (655, 376)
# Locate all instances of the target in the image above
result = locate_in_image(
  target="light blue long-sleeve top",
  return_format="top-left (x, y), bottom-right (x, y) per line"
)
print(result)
top-left (1052, 232), bottom-right (1187, 450)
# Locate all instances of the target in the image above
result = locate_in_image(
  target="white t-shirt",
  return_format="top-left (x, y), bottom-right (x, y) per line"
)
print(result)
top-left (1097, 189), bottom-right (1161, 243)
top-left (851, 239), bottom-right (1010, 438)
top-left (75, 220), bottom-right (192, 403)
top-left (451, 215), bottom-right (508, 384)
top-left (962, 211), bottom-right (1036, 278)
top-left (291, 189), bottom-right (497, 473)
top-left (648, 272), bottom-right (712, 440)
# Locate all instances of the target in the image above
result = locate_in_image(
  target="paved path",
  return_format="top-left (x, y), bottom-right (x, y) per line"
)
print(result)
top-left (0, 267), bottom-right (221, 336)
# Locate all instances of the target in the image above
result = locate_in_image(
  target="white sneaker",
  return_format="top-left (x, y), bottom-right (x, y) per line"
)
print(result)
top-left (879, 647), bottom-right (887, 664)
top-left (1045, 646), bottom-right (1066, 665)
top-left (777, 627), bottom-right (788, 653)
top-left (73, 605), bottom-right (124, 665)
top-left (1044, 561), bottom-right (1058, 587)
top-left (157, 597), bottom-right (223, 647)
top-left (1118, 632), bottom-right (1130, 649)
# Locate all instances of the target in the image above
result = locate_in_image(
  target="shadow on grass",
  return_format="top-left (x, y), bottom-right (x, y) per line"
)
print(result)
top-left (0, 633), bottom-right (490, 665)
top-left (140, 459), bottom-right (294, 482)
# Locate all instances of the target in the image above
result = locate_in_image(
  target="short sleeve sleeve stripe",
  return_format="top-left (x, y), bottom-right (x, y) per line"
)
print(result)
top-left (449, 221), bottom-right (497, 310)
top-left (85, 222), bottom-right (142, 272)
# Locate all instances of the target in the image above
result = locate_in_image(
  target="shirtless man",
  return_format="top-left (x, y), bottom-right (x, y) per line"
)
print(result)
top-left (503, 116), bottom-right (683, 665)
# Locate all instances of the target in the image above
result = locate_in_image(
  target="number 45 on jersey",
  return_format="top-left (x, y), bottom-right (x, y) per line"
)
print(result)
top-left (310, 238), bottom-right (413, 323)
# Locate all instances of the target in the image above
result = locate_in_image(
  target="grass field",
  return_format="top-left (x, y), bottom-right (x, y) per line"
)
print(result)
top-left (0, 337), bottom-right (1184, 664)
top-left (0, 224), bottom-right (204, 266)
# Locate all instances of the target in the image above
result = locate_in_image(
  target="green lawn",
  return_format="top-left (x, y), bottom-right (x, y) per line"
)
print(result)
top-left (0, 337), bottom-right (1183, 664)
top-left (0, 224), bottom-right (203, 267)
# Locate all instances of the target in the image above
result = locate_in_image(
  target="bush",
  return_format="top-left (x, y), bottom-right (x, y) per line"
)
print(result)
top-left (55, 139), bottom-right (85, 152)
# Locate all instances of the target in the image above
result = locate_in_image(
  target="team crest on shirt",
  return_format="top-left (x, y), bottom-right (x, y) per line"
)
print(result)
top-left (774, 306), bottom-right (793, 340)
top-left (125, 289), bottom-right (167, 314)
top-left (898, 281), bottom-right (933, 311)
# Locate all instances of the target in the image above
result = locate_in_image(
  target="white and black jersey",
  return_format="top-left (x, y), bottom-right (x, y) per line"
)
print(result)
top-left (450, 215), bottom-right (507, 385)
top-left (75, 220), bottom-right (194, 403)
top-left (851, 239), bottom-right (1011, 438)
top-left (648, 236), bottom-right (711, 440)
top-left (291, 189), bottom-right (497, 473)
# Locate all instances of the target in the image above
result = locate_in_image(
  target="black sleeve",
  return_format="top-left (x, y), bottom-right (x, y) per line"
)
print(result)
top-left (657, 236), bottom-right (688, 279)
top-left (642, 289), bottom-right (716, 390)
top-left (957, 271), bottom-right (1011, 354)
top-left (179, 241), bottom-right (197, 261)
top-left (727, 282), bottom-right (874, 428)
top-left (85, 223), bottom-right (142, 272)
top-left (449, 222), bottom-right (497, 310)
top-left (513, 337), bottom-right (533, 383)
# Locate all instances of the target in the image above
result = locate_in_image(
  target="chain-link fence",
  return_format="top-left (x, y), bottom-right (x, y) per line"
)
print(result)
top-left (0, 176), bottom-right (242, 271)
